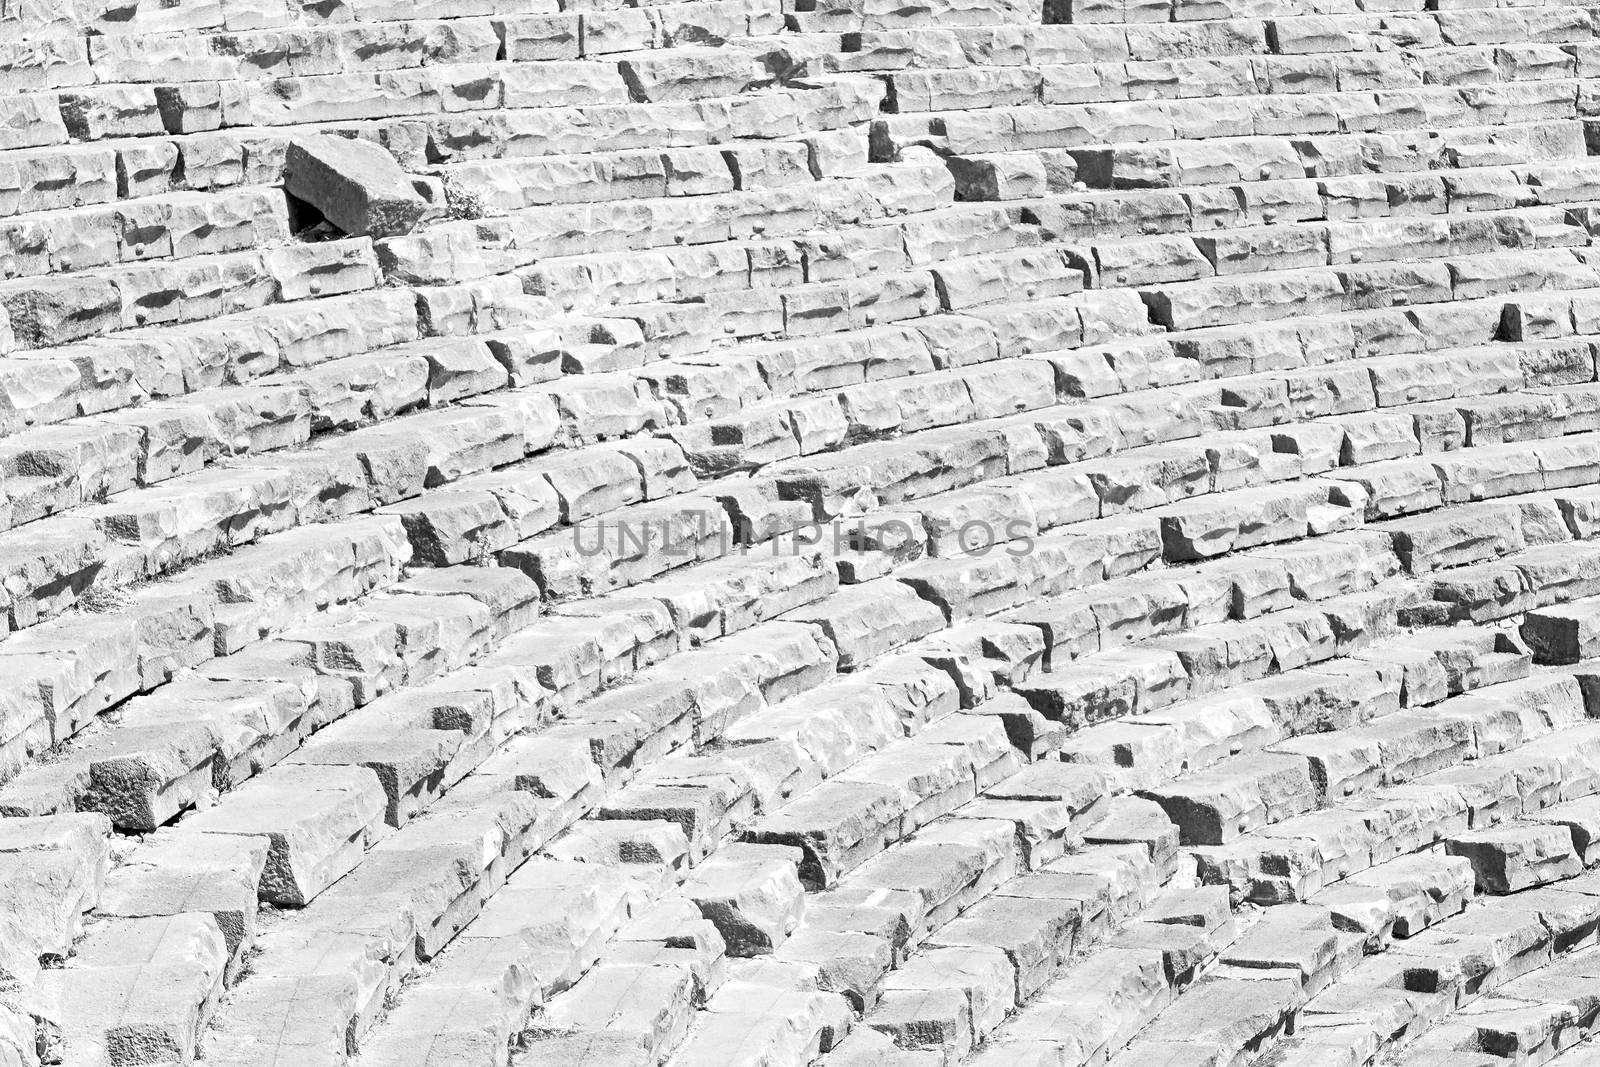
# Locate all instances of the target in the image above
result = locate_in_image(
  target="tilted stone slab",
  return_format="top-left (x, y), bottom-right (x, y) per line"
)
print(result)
top-left (284, 135), bottom-right (425, 239)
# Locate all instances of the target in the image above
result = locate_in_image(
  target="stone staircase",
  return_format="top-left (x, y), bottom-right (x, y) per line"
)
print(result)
top-left (11, 0), bottom-right (1600, 1065)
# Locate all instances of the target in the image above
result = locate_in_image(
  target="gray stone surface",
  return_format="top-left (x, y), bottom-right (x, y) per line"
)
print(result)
top-left (9, 5), bottom-right (1600, 1066)
top-left (283, 135), bottom-right (426, 240)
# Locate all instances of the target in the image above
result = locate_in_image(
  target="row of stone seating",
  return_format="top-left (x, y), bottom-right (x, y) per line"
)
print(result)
top-left (27, 7), bottom-right (1586, 98)
top-left (0, 79), bottom-right (880, 225)
top-left (832, 18), bottom-right (1577, 69)
top-left (889, 374), bottom-right (1600, 1062)
top-left (1052, 0), bottom-right (1594, 34)
top-left (34, 319), bottom-right (1427, 1067)
top-left (1, 43), bottom-right (822, 150)
top-left (445, 200), bottom-right (1594, 329)
top-left (445, 480), bottom-right (1382, 1062)
top-left (0, 185), bottom-right (287, 284)
top-left (1019, 167), bottom-right (1600, 251)
top-left (61, 1), bottom-right (786, 86)
top-left (417, 295), bottom-right (1599, 476)
top-left (420, 77), bottom-right (881, 164)
top-left (796, 521), bottom-right (1451, 1061)
top-left (9, 231), bottom-right (1595, 557)
top-left (1, 0), bottom-right (1557, 47)
top-left (8, 0), bottom-right (1600, 1059)
top-left (961, 634), bottom-right (1600, 1062)
top-left (0, 236), bottom-right (383, 348)
top-left (0, 379), bottom-right (542, 627)
top-left (1076, 205), bottom-right (1592, 289)
top-left (871, 92), bottom-right (1587, 159)
top-left (845, 40), bottom-right (1584, 94)
top-left (635, 469), bottom-right (1458, 1061)
top-left (796, 0), bottom-right (1419, 32)
top-left (111, 548), bottom-right (953, 1061)
top-left (28, 552), bottom-right (822, 1059)
top-left (11, 279), bottom-right (1598, 789)
top-left (875, 59), bottom-right (1582, 119)
top-left (413, 389), bottom-right (1600, 596)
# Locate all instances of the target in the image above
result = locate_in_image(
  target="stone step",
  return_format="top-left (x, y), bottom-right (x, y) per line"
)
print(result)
top-left (373, 649), bottom-right (967, 1063)
top-left (0, 514), bottom-right (410, 787)
top-left (185, 593), bottom-right (866, 1063)
top-left (36, 914), bottom-right (231, 1066)
top-left (11, 0), bottom-right (1600, 1061)
top-left (0, 812), bottom-right (110, 993)
top-left (2, 567), bottom-right (530, 831)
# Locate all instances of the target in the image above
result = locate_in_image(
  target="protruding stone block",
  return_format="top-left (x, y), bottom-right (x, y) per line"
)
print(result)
top-left (284, 135), bottom-right (425, 239)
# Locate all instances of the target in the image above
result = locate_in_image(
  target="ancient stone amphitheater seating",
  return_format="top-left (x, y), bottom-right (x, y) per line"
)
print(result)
top-left (13, 0), bottom-right (1600, 1064)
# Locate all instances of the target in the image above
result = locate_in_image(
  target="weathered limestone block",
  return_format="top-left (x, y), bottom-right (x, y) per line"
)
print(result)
top-left (674, 981), bottom-right (849, 1067)
top-left (525, 959), bottom-right (698, 1059)
top-left (1001, 946), bottom-right (1170, 1062)
top-left (262, 238), bottom-right (378, 302)
top-left (1157, 484), bottom-right (1321, 562)
top-left (748, 778), bottom-right (907, 889)
top-left (476, 733), bottom-right (603, 820)
top-left (933, 890), bottom-right (1081, 1002)
top-left (183, 765), bottom-right (387, 906)
top-left (0, 812), bottom-right (110, 988)
top-left (874, 946), bottom-right (1013, 1055)
top-left (1446, 824), bottom-right (1584, 893)
top-left (96, 831), bottom-right (268, 979)
top-left (1124, 974), bottom-right (1301, 1061)
top-left (0, 274), bottom-right (121, 349)
top-left (284, 135), bottom-right (425, 239)
top-left (1522, 600), bottom-right (1600, 664)
top-left (1380, 502), bottom-right (1524, 577)
top-left (1223, 903), bottom-right (1356, 991)
top-left (1387, 901), bottom-right (1552, 999)
top-left (619, 49), bottom-right (760, 102)
top-left (781, 580), bottom-right (944, 671)
top-left (39, 914), bottom-right (228, 1067)
top-left (83, 672), bottom-right (312, 826)
top-left (1324, 852), bottom-right (1473, 943)
top-left (1527, 795), bottom-right (1600, 865)
top-left (683, 843), bottom-right (807, 956)
top-left (1142, 755), bottom-right (1318, 846)
top-left (288, 708), bottom-right (463, 829)
top-left (947, 153), bottom-right (1047, 201)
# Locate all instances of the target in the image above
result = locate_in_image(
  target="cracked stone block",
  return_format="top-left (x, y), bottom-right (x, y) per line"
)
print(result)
top-left (674, 982), bottom-right (849, 1067)
top-left (1003, 947), bottom-right (1170, 1060)
top-left (38, 913), bottom-right (229, 1067)
top-left (770, 925), bottom-right (891, 1012)
top-left (1221, 904), bottom-right (1360, 996)
top-left (95, 830), bottom-right (267, 978)
top-left (1141, 755), bottom-right (1318, 846)
top-left (525, 961), bottom-right (697, 1060)
top-left (1123, 974), bottom-right (1301, 1060)
top-left (1522, 600), bottom-right (1600, 664)
top-left (1528, 795), bottom-right (1600, 865)
top-left (182, 764), bottom-right (387, 906)
top-left (0, 815), bottom-right (110, 987)
top-left (1322, 852), bottom-right (1473, 942)
top-left (932, 892), bottom-right (1080, 1001)
top-left (1446, 823), bottom-right (1584, 893)
top-left (284, 135), bottom-right (426, 239)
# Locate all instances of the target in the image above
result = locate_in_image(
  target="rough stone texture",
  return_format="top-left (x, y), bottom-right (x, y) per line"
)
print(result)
top-left (11, 2), bottom-right (1600, 1066)
top-left (283, 135), bottom-right (426, 240)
